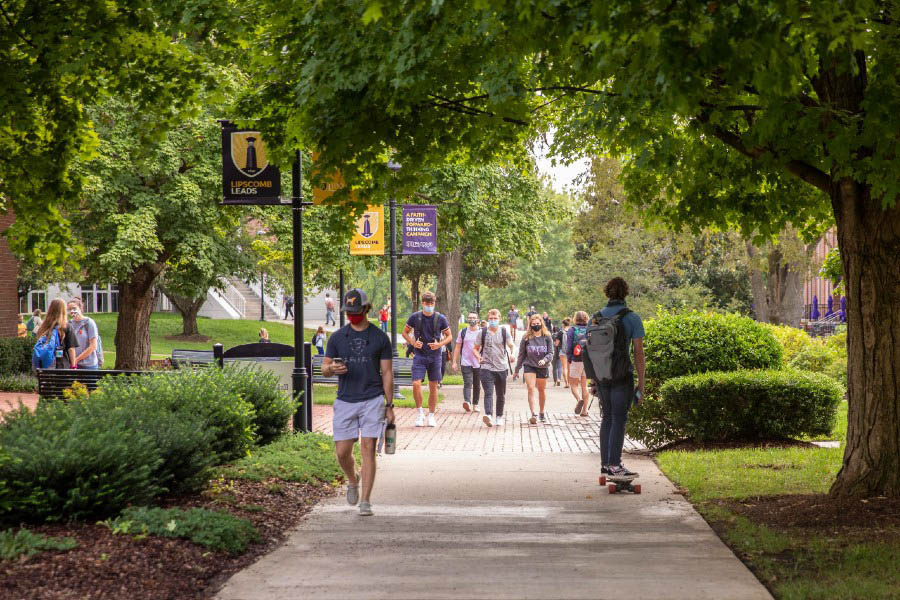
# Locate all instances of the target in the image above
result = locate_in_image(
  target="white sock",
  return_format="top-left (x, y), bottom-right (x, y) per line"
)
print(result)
top-left (418, 407), bottom-right (425, 414)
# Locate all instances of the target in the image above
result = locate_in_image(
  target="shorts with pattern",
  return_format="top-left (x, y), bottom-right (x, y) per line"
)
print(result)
top-left (568, 361), bottom-right (585, 379)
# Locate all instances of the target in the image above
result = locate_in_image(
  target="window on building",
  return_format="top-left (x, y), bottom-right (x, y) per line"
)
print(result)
top-left (30, 291), bottom-right (46, 313)
top-left (81, 290), bottom-right (95, 313)
top-left (111, 285), bottom-right (119, 312)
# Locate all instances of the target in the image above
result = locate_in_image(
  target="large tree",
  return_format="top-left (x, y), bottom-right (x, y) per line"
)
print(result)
top-left (1, 0), bottom-right (234, 265)
top-left (242, 0), bottom-right (900, 497)
top-left (73, 98), bottom-right (243, 369)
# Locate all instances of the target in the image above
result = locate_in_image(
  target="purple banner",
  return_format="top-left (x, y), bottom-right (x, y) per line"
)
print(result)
top-left (402, 204), bottom-right (437, 255)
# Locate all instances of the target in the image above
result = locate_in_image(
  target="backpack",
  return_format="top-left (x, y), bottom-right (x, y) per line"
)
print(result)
top-left (570, 325), bottom-right (588, 362)
top-left (413, 311), bottom-right (446, 345)
top-left (583, 308), bottom-right (633, 383)
top-left (32, 327), bottom-right (61, 369)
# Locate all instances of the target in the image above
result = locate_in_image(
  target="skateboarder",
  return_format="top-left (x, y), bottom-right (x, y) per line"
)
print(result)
top-left (593, 277), bottom-right (645, 477)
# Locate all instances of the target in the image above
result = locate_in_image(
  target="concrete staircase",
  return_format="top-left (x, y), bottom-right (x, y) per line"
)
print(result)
top-left (228, 279), bottom-right (281, 321)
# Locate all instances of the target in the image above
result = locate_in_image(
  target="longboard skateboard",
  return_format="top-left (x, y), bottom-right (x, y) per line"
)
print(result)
top-left (598, 473), bottom-right (641, 494)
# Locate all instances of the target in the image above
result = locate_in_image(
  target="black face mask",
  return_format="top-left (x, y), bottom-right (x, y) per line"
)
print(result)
top-left (530, 324), bottom-right (541, 332)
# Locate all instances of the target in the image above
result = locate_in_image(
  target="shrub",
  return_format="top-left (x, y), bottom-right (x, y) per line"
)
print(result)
top-left (222, 364), bottom-right (296, 445)
top-left (0, 337), bottom-right (33, 375)
top-left (219, 432), bottom-right (344, 484)
top-left (76, 391), bottom-right (218, 495)
top-left (628, 311), bottom-right (784, 446)
top-left (659, 369), bottom-right (843, 442)
top-left (0, 528), bottom-right (78, 561)
top-left (105, 506), bottom-right (259, 554)
top-left (761, 323), bottom-right (819, 363)
top-left (0, 402), bottom-right (164, 523)
top-left (788, 343), bottom-right (847, 389)
top-left (94, 369), bottom-right (257, 461)
top-left (0, 373), bottom-right (37, 393)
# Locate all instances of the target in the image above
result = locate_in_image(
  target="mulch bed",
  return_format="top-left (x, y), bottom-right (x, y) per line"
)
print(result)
top-left (0, 479), bottom-right (336, 600)
top-left (720, 493), bottom-right (900, 535)
top-left (658, 438), bottom-right (819, 452)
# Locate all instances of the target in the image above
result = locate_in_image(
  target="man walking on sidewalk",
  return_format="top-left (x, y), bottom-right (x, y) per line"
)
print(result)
top-left (322, 288), bottom-right (394, 516)
top-left (324, 293), bottom-right (336, 326)
top-left (402, 291), bottom-right (452, 427)
top-left (473, 308), bottom-right (514, 427)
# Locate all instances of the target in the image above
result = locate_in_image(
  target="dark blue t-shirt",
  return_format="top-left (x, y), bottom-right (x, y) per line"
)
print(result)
top-left (325, 323), bottom-right (393, 403)
top-left (599, 300), bottom-right (645, 341)
top-left (405, 311), bottom-right (450, 357)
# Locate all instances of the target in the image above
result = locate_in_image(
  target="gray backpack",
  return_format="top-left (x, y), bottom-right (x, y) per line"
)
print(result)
top-left (583, 308), bottom-right (632, 383)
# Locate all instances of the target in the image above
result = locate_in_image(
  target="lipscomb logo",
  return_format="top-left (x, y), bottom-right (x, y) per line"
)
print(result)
top-left (346, 296), bottom-right (357, 306)
top-left (356, 210), bottom-right (380, 239)
top-left (231, 131), bottom-right (269, 177)
top-left (350, 338), bottom-right (367, 355)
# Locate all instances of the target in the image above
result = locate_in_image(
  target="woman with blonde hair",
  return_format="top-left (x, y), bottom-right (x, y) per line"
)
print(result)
top-left (565, 310), bottom-right (592, 416)
top-left (514, 313), bottom-right (554, 424)
top-left (33, 298), bottom-right (77, 369)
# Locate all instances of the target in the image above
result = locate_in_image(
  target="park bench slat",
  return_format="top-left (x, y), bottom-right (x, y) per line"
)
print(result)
top-left (171, 349), bottom-right (215, 368)
top-left (36, 368), bottom-right (153, 399)
top-left (310, 355), bottom-right (414, 386)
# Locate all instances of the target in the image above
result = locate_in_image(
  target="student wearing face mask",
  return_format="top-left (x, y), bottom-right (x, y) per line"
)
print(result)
top-left (67, 297), bottom-right (102, 369)
top-left (402, 291), bottom-right (452, 427)
top-left (472, 309), bottom-right (515, 427)
top-left (514, 314), bottom-right (554, 423)
top-left (451, 312), bottom-right (483, 413)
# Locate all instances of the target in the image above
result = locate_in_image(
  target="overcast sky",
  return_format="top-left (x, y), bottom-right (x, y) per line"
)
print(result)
top-left (532, 132), bottom-right (591, 194)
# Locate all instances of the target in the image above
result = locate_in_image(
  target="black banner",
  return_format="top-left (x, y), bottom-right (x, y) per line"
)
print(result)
top-left (220, 122), bottom-right (283, 205)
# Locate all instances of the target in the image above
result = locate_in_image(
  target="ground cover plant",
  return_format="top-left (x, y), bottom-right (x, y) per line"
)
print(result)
top-left (657, 448), bottom-right (900, 599)
top-left (0, 373), bottom-right (37, 393)
top-left (218, 432), bottom-right (346, 484)
top-left (0, 528), bottom-right (78, 561)
top-left (0, 429), bottom-right (343, 599)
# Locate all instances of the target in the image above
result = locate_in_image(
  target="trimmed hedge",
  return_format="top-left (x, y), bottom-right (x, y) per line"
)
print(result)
top-left (0, 337), bottom-right (33, 375)
top-left (628, 311), bottom-right (784, 447)
top-left (659, 369), bottom-right (843, 442)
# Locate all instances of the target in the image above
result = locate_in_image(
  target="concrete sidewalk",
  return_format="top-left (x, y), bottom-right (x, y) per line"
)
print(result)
top-left (216, 380), bottom-right (771, 600)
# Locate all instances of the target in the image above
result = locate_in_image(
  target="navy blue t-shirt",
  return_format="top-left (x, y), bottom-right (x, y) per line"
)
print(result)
top-left (405, 311), bottom-right (450, 357)
top-left (325, 323), bottom-right (393, 403)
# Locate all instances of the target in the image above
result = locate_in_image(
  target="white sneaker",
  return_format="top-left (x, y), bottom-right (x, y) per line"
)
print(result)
top-left (359, 501), bottom-right (374, 516)
top-left (473, 404), bottom-right (481, 413)
top-left (415, 412), bottom-right (426, 427)
top-left (427, 413), bottom-right (437, 427)
top-left (496, 416), bottom-right (505, 427)
top-left (483, 415), bottom-right (493, 427)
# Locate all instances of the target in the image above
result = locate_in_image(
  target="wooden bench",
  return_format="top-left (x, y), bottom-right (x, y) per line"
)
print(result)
top-left (36, 368), bottom-right (150, 399)
top-left (311, 355), bottom-right (414, 386)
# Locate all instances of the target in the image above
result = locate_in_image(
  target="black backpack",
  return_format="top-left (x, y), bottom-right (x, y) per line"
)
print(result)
top-left (582, 308), bottom-right (633, 383)
top-left (413, 311), bottom-right (446, 344)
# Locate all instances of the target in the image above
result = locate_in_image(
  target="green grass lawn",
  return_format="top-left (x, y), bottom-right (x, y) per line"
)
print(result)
top-left (656, 446), bottom-right (900, 598)
top-left (803, 400), bottom-right (848, 442)
top-left (313, 384), bottom-right (442, 408)
top-left (89, 313), bottom-right (320, 361)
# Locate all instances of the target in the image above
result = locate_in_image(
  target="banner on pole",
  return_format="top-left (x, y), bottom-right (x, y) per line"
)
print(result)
top-left (220, 122), bottom-right (283, 205)
top-left (311, 152), bottom-right (357, 205)
top-left (350, 205), bottom-right (385, 255)
top-left (402, 204), bottom-right (438, 255)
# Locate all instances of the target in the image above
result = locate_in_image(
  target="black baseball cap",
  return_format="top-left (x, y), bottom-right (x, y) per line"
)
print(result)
top-left (341, 288), bottom-right (370, 314)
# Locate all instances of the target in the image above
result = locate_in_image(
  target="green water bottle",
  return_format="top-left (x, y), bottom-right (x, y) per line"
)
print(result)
top-left (384, 423), bottom-right (397, 454)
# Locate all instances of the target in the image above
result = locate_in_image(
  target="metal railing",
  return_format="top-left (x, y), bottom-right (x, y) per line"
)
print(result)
top-left (221, 281), bottom-right (247, 317)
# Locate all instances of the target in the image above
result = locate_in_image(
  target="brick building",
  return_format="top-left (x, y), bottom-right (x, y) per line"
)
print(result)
top-left (0, 211), bottom-right (18, 337)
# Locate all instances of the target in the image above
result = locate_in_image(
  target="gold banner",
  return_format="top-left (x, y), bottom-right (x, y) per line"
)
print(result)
top-left (350, 205), bottom-right (385, 255)
top-left (311, 152), bottom-right (357, 205)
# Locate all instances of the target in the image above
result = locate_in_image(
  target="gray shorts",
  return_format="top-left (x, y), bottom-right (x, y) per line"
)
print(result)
top-left (333, 395), bottom-right (385, 442)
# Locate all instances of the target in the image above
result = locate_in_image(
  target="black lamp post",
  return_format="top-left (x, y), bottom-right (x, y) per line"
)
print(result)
top-left (257, 229), bottom-right (267, 321)
top-left (291, 151), bottom-right (309, 432)
top-left (387, 159), bottom-right (403, 400)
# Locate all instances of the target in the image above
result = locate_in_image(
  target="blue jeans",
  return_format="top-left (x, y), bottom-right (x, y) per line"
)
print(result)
top-left (79, 364), bottom-right (99, 370)
top-left (380, 321), bottom-right (388, 332)
top-left (598, 375), bottom-right (634, 467)
top-left (325, 308), bottom-right (335, 325)
top-left (316, 345), bottom-right (325, 356)
top-left (552, 355), bottom-right (562, 382)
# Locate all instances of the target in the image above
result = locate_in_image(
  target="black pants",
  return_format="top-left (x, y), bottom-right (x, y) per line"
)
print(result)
top-left (284, 305), bottom-right (294, 319)
top-left (479, 369), bottom-right (508, 417)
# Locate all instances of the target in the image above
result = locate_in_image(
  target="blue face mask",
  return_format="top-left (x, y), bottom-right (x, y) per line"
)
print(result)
top-left (488, 319), bottom-right (499, 327)
top-left (422, 305), bottom-right (435, 315)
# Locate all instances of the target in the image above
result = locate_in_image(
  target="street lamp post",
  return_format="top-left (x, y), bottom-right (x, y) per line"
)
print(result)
top-left (291, 151), bottom-right (309, 432)
top-left (256, 229), bottom-right (268, 322)
top-left (387, 159), bottom-right (403, 400)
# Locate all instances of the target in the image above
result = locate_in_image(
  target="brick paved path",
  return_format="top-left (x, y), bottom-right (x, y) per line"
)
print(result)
top-left (311, 379), bottom-right (645, 453)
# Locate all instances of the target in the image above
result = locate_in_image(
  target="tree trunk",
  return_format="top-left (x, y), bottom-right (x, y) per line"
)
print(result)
top-left (159, 288), bottom-right (206, 336)
top-left (436, 247), bottom-right (462, 341)
top-left (829, 180), bottom-right (900, 498)
top-left (410, 275), bottom-right (420, 311)
top-left (115, 263), bottom-right (164, 370)
top-left (746, 241), bottom-right (806, 327)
